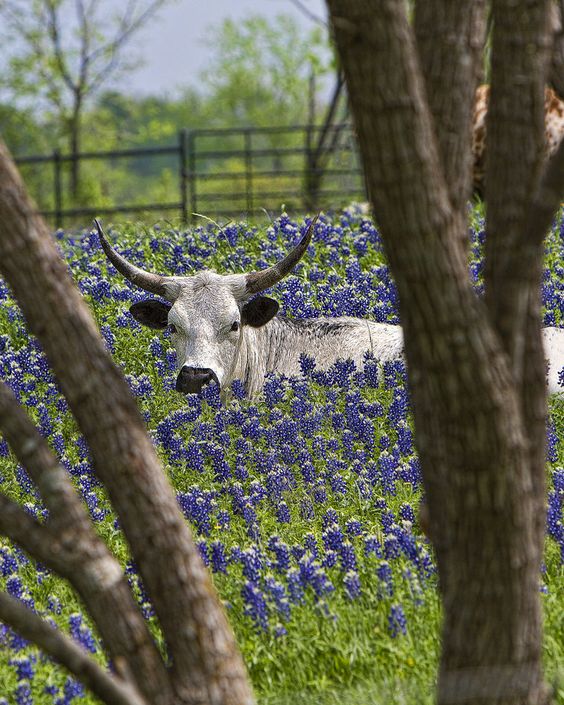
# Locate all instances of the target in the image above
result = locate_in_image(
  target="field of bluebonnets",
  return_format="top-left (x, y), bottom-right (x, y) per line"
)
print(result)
top-left (0, 205), bottom-right (563, 705)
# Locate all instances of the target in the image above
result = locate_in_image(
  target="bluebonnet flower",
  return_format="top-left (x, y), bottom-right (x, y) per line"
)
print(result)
top-left (69, 614), bottom-right (96, 653)
top-left (379, 453), bottom-right (397, 495)
top-left (299, 353), bottom-right (316, 376)
top-left (304, 533), bottom-right (318, 557)
top-left (322, 549), bottom-right (338, 568)
top-left (343, 570), bottom-right (361, 599)
top-left (100, 324), bottom-right (116, 354)
top-left (201, 381), bottom-right (221, 409)
top-left (210, 541), bottom-right (228, 574)
top-left (345, 519), bottom-right (363, 537)
top-left (48, 595), bottom-right (62, 614)
top-left (377, 561), bottom-right (394, 597)
top-left (6, 575), bottom-right (24, 598)
top-left (265, 577), bottom-right (291, 621)
top-left (242, 581), bottom-right (269, 632)
top-left (322, 509), bottom-right (339, 528)
top-left (241, 546), bottom-right (263, 583)
top-left (276, 501), bottom-right (291, 523)
top-left (388, 604), bottom-right (407, 637)
top-left (268, 536), bottom-right (291, 573)
top-left (312, 485), bottom-right (328, 504)
top-left (287, 568), bottom-right (305, 604)
top-left (15, 682), bottom-right (32, 705)
top-left (364, 535), bottom-right (383, 558)
top-left (399, 503), bottom-right (416, 524)
top-left (231, 379), bottom-right (246, 400)
top-left (547, 420), bottom-right (559, 463)
top-left (9, 656), bottom-right (34, 681)
top-left (263, 374), bottom-right (286, 408)
top-left (339, 542), bottom-right (357, 572)
top-left (197, 540), bottom-right (210, 567)
top-left (300, 498), bottom-right (315, 520)
top-left (63, 676), bottom-right (85, 702)
top-left (322, 524), bottom-right (344, 551)
top-left (274, 624), bottom-right (288, 638)
top-left (215, 509), bottom-right (231, 531)
top-left (0, 548), bottom-right (18, 577)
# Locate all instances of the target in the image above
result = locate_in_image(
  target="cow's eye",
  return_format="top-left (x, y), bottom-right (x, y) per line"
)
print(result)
top-left (230, 321), bottom-right (240, 332)
top-left (168, 323), bottom-right (177, 334)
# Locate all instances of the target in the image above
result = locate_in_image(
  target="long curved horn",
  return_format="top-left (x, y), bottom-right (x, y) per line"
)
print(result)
top-left (245, 214), bottom-right (318, 295)
top-left (94, 220), bottom-right (172, 299)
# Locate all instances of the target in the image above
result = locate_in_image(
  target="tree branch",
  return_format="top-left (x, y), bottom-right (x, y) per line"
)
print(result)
top-left (288, 0), bottom-right (328, 27)
top-left (0, 494), bottom-right (56, 563)
top-left (483, 0), bottom-right (551, 473)
top-left (86, 0), bottom-right (166, 94)
top-left (0, 592), bottom-right (146, 705)
top-left (414, 0), bottom-right (487, 213)
top-left (485, 0), bottom-right (551, 296)
top-left (0, 379), bottom-right (172, 705)
top-left (525, 132), bottom-right (564, 245)
top-left (45, 0), bottom-right (77, 93)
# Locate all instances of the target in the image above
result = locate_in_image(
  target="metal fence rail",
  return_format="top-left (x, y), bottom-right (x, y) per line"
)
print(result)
top-left (14, 123), bottom-right (366, 228)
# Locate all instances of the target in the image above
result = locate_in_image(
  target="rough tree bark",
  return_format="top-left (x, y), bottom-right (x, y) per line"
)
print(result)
top-left (0, 140), bottom-right (255, 705)
top-left (326, 1), bottom-right (563, 704)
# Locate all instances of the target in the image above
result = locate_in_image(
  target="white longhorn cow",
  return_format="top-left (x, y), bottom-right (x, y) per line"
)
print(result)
top-left (95, 220), bottom-right (564, 398)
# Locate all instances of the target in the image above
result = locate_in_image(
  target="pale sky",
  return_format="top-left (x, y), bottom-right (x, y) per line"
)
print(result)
top-left (123, 0), bottom-right (329, 97)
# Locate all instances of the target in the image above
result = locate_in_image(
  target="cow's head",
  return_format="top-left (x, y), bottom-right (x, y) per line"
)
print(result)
top-left (95, 218), bottom-right (315, 394)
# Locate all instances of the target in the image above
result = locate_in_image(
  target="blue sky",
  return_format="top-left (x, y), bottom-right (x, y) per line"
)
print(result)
top-left (124, 0), bottom-right (328, 96)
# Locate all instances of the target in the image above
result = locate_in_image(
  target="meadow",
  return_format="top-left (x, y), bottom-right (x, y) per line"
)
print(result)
top-left (0, 206), bottom-right (562, 705)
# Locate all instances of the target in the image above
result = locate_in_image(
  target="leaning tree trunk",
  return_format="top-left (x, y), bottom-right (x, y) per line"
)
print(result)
top-left (326, 1), bottom-right (561, 704)
top-left (0, 140), bottom-right (255, 705)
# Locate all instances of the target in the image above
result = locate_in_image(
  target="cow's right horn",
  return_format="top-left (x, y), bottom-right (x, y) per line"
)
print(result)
top-left (95, 220), bottom-right (172, 298)
top-left (245, 214), bottom-right (318, 294)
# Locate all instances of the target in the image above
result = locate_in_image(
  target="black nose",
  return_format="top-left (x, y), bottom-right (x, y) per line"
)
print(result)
top-left (176, 366), bottom-right (220, 394)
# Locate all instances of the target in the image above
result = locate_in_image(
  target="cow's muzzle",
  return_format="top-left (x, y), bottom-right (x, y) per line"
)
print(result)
top-left (176, 366), bottom-right (220, 394)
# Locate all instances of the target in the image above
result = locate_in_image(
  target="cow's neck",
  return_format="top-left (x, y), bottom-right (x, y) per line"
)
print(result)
top-left (232, 316), bottom-right (303, 396)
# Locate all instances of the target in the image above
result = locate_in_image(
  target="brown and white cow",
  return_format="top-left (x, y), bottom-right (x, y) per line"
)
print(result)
top-left (472, 84), bottom-right (564, 194)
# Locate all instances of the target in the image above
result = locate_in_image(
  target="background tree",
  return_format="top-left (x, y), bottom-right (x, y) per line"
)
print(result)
top-left (202, 14), bottom-right (330, 130)
top-left (0, 140), bottom-right (254, 705)
top-left (0, 0), bottom-right (172, 199)
top-left (326, 1), bottom-right (563, 705)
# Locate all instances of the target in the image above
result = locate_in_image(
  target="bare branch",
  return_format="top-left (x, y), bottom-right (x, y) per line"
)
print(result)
top-left (288, 0), bottom-right (328, 27)
top-left (0, 592), bottom-right (146, 705)
top-left (45, 0), bottom-right (77, 93)
top-left (76, 0), bottom-right (93, 90)
top-left (86, 0), bottom-right (167, 94)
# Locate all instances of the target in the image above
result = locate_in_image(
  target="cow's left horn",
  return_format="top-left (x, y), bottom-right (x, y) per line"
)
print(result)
top-left (95, 219), bottom-right (172, 299)
top-left (245, 215), bottom-right (318, 294)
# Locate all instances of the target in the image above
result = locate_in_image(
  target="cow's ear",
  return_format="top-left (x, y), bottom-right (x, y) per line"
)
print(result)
top-left (241, 296), bottom-right (279, 328)
top-left (129, 300), bottom-right (171, 329)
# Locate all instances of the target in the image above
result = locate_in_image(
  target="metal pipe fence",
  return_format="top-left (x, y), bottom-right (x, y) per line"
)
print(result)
top-left (14, 123), bottom-right (366, 228)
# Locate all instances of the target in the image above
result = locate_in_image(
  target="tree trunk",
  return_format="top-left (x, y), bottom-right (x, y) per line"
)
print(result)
top-left (325, 2), bottom-right (552, 704)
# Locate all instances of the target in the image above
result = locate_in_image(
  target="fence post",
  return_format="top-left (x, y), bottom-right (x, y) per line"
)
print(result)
top-left (178, 129), bottom-right (188, 224)
top-left (53, 149), bottom-right (63, 230)
top-left (187, 130), bottom-right (197, 223)
top-left (244, 129), bottom-right (253, 215)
